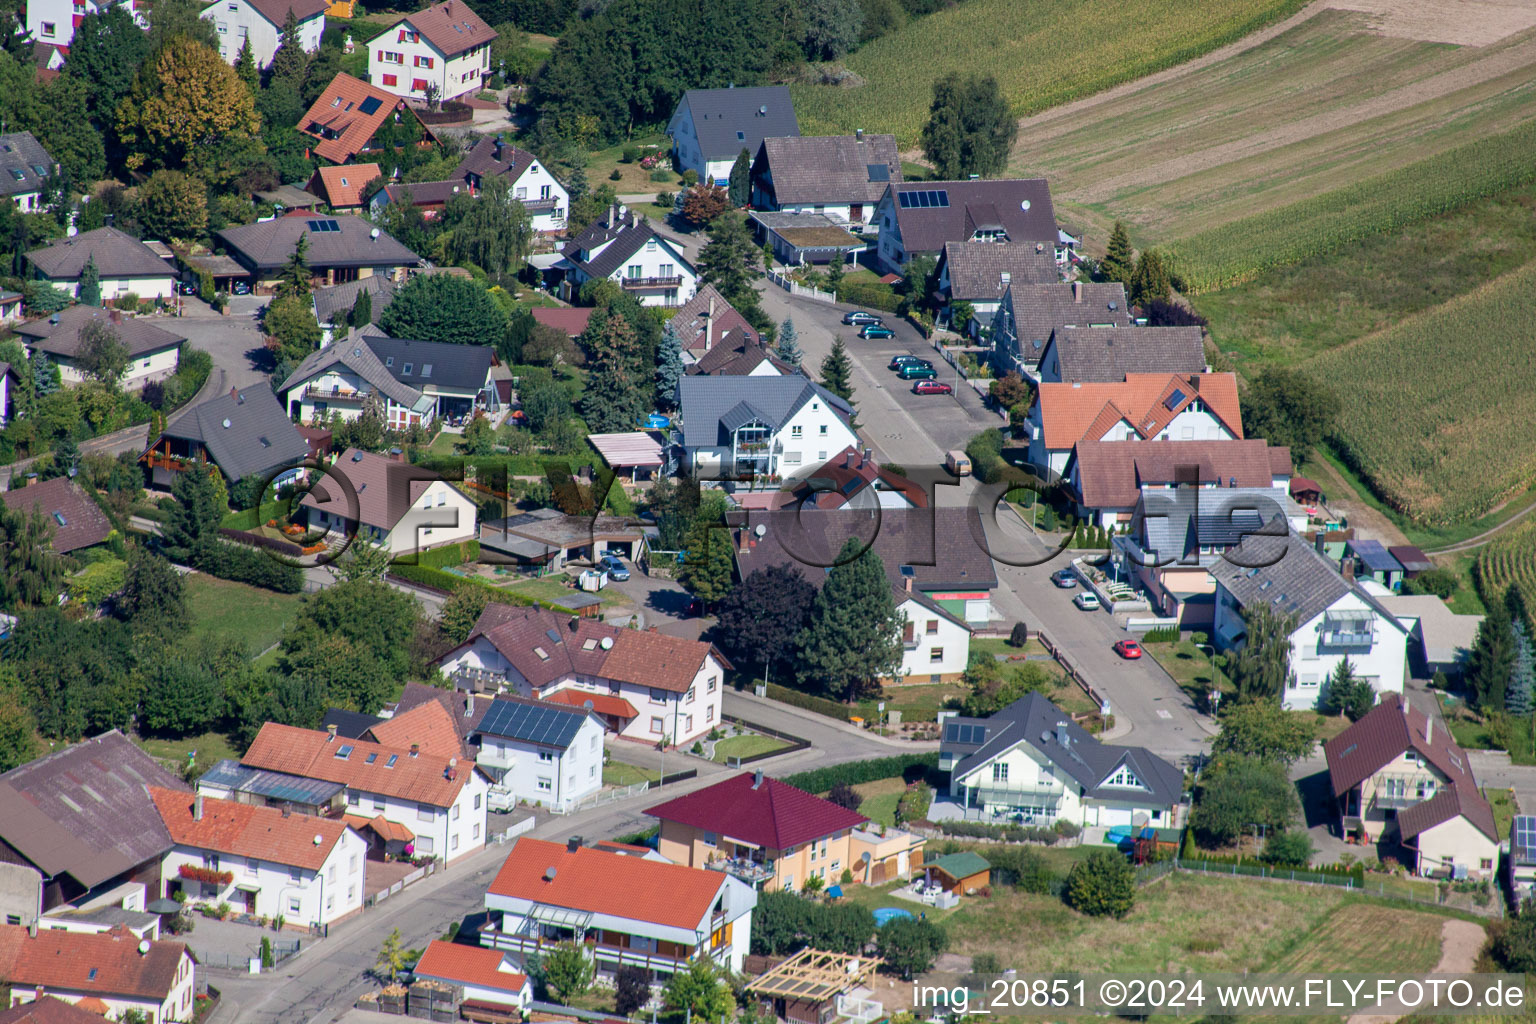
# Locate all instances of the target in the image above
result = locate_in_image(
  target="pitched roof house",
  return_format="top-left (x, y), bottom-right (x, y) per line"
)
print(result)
top-left (0, 477), bottom-right (113, 554)
top-left (312, 275), bottom-right (396, 341)
top-left (467, 695), bottom-right (606, 810)
top-left (298, 73), bottom-right (436, 165)
top-left (17, 306), bottom-right (185, 388)
top-left (142, 386), bottom-right (310, 489)
top-left (936, 242), bottom-right (1059, 336)
top-left (939, 693), bottom-right (1184, 828)
top-left (215, 213), bottom-right (419, 291)
top-left (455, 136), bottom-right (570, 232)
top-left (202, 0), bottom-right (327, 68)
top-left (278, 327), bottom-right (437, 429)
top-left (483, 838), bottom-right (757, 976)
top-left (365, 0), bottom-right (496, 102)
top-left (1211, 522), bottom-right (1411, 711)
top-left (1027, 372), bottom-right (1244, 477)
top-left (787, 445), bottom-right (928, 511)
top-left (434, 604), bottom-right (729, 747)
top-left (750, 132), bottom-right (900, 228)
top-left (1037, 325), bottom-right (1206, 384)
top-left (0, 732), bottom-right (187, 920)
top-left (990, 280), bottom-right (1132, 373)
top-left (1069, 438), bottom-right (1293, 525)
top-left (668, 86), bottom-right (798, 184)
top-left (299, 447), bottom-right (477, 554)
top-left (0, 996), bottom-right (116, 1024)
top-left (675, 374), bottom-right (856, 483)
top-left (306, 164), bottom-right (381, 209)
top-left (411, 940), bottom-right (531, 1013)
top-left (24, 228), bottom-right (176, 302)
top-left (672, 284), bottom-right (760, 358)
top-left (0, 925), bottom-right (196, 1024)
top-left (1324, 694), bottom-right (1497, 876)
top-left (0, 132), bottom-right (53, 213)
top-left (558, 205), bottom-right (697, 308)
top-left (874, 179), bottom-right (1057, 273)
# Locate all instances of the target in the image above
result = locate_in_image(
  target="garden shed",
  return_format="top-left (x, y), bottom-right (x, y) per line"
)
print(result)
top-left (923, 851), bottom-right (991, 894)
top-left (746, 948), bottom-right (878, 1024)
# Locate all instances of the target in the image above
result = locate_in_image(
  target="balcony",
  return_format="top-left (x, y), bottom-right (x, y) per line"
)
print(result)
top-left (968, 782), bottom-right (1066, 810)
top-left (480, 926), bottom-right (694, 975)
top-left (706, 857), bottom-right (776, 886)
top-left (620, 276), bottom-right (683, 290)
top-left (1321, 612), bottom-right (1375, 651)
top-left (517, 198), bottom-right (561, 213)
top-left (304, 385), bottom-right (371, 403)
top-left (1370, 775), bottom-right (1436, 811)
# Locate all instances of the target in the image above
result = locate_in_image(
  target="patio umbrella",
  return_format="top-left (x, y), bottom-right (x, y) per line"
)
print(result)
top-left (146, 898), bottom-right (183, 914)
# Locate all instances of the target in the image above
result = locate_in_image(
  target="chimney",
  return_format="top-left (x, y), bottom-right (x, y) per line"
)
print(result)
top-left (1073, 280), bottom-right (1083, 303)
top-left (738, 527), bottom-right (750, 555)
top-left (108, 309), bottom-right (122, 324)
top-left (855, 128), bottom-right (864, 142)
top-left (326, 724), bottom-right (338, 741)
top-left (903, 574), bottom-right (913, 593)
top-left (23, 472), bottom-right (36, 487)
top-left (1342, 558), bottom-right (1356, 582)
top-left (464, 693), bottom-right (474, 717)
top-left (410, 743), bottom-right (420, 758)
top-left (752, 770), bottom-right (764, 790)
top-left (230, 386), bottom-right (239, 400)
top-left (194, 794), bottom-right (204, 821)
top-left (492, 134), bottom-right (503, 162)
top-left (845, 450), bottom-right (856, 468)
top-left (389, 446), bottom-right (403, 462)
top-left (861, 447), bottom-right (871, 468)
top-left (26, 921), bottom-right (36, 938)
top-left (567, 836), bottom-right (582, 853)
top-left (705, 295), bottom-right (715, 351)
top-left (1425, 714), bottom-right (1433, 745)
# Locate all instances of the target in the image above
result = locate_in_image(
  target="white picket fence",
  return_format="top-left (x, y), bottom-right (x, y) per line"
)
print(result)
top-left (550, 780), bottom-right (650, 815)
top-left (766, 270), bottom-right (837, 305)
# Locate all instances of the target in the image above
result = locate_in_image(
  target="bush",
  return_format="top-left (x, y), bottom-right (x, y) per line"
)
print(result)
top-left (66, 558), bottom-right (128, 606)
top-left (1064, 850), bottom-right (1135, 919)
top-left (650, 169), bottom-right (674, 182)
top-left (983, 845), bottom-right (1058, 894)
top-left (1008, 622), bottom-right (1029, 647)
top-left (826, 782), bottom-right (863, 811)
top-left (783, 754), bottom-right (940, 795)
top-left (191, 539), bottom-right (304, 593)
top-left (387, 563), bottom-right (584, 614)
top-left (1141, 626), bottom-right (1179, 643)
top-left (1403, 567), bottom-right (1459, 598)
top-left (609, 169), bottom-right (622, 180)
top-left (614, 965), bottom-right (651, 1016)
top-left (621, 147), bottom-right (642, 163)
top-left (765, 682), bottom-right (852, 721)
top-left (1262, 831), bottom-right (1314, 867)
top-left (414, 539), bottom-right (480, 570)
top-left (937, 820), bottom-right (1059, 845)
top-left (895, 782), bottom-right (931, 824)
top-left (1053, 819), bottom-right (1081, 838)
top-left (681, 169), bottom-right (698, 186)
top-left (835, 280), bottom-right (900, 313)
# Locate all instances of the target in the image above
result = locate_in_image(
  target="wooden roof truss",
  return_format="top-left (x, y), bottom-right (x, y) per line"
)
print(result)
top-left (747, 949), bottom-right (878, 1001)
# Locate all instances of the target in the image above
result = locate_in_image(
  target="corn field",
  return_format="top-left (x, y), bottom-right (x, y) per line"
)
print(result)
top-left (1308, 260), bottom-right (1536, 526)
top-left (1171, 120), bottom-right (1536, 294)
top-left (1475, 520), bottom-right (1536, 606)
top-left (788, 0), bottom-right (1308, 145)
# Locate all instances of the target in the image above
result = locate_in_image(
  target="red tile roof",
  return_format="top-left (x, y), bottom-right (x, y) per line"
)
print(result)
top-left (412, 940), bottom-right (528, 997)
top-left (393, 0), bottom-right (496, 57)
top-left (540, 688), bottom-right (637, 720)
top-left (310, 164), bottom-right (381, 208)
top-left (344, 813), bottom-right (416, 842)
top-left (299, 74), bottom-right (429, 165)
top-left (243, 722), bottom-right (475, 807)
top-left (0, 997), bottom-right (113, 1023)
top-left (0, 925), bottom-right (190, 1001)
top-left (530, 307), bottom-right (594, 338)
top-left (645, 773), bottom-right (866, 851)
top-left (1397, 784), bottom-right (1499, 843)
top-left (152, 787), bottom-right (352, 871)
top-left (1324, 694), bottom-right (1477, 797)
top-left (487, 838), bottom-right (726, 930)
top-left (1035, 373), bottom-right (1243, 450)
top-left (365, 699), bottom-right (465, 759)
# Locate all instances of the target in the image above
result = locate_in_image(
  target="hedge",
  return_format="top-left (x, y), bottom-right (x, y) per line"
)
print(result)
top-left (1141, 626), bottom-right (1180, 643)
top-left (193, 540), bottom-right (304, 593)
top-left (218, 527), bottom-right (302, 557)
top-left (835, 280), bottom-right (900, 314)
top-left (411, 539), bottom-right (480, 570)
top-left (783, 753), bottom-right (940, 795)
top-left (412, 452), bottom-right (600, 479)
top-left (764, 683), bottom-right (852, 722)
top-left (388, 563), bottom-right (583, 615)
top-left (938, 820), bottom-right (1061, 844)
top-left (221, 498), bottom-right (294, 532)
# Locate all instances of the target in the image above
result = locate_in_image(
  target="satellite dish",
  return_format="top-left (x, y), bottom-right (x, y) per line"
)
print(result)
top-left (221, 418), bottom-right (232, 429)
top-left (583, 699), bottom-right (595, 710)
top-left (754, 523), bottom-right (766, 538)
top-left (600, 636), bottom-right (614, 650)
top-left (313, 833), bottom-right (324, 845)
top-left (370, 227), bottom-right (381, 239)
top-left (1020, 200), bottom-right (1031, 211)
top-left (449, 757), bottom-right (458, 767)
top-left (138, 940), bottom-right (151, 955)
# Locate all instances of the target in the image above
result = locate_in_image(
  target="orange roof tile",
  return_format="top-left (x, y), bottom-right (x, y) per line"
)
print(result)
top-left (365, 700), bottom-right (464, 759)
top-left (311, 163), bottom-right (381, 208)
top-left (540, 689), bottom-right (637, 720)
top-left (0, 997), bottom-right (114, 1023)
top-left (243, 723), bottom-right (475, 807)
top-left (412, 940), bottom-right (528, 997)
top-left (1036, 372), bottom-right (1242, 450)
top-left (488, 839), bottom-right (725, 931)
top-left (601, 630), bottom-right (712, 693)
top-left (298, 74), bottom-right (432, 165)
top-left (153, 787), bottom-right (351, 871)
top-left (393, 0), bottom-right (496, 57)
top-left (0, 925), bottom-right (190, 1001)
top-left (71, 1000), bottom-right (109, 1017)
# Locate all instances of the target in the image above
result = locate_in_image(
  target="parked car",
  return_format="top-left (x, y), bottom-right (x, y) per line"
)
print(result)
top-left (912, 380), bottom-right (953, 395)
top-left (1113, 639), bottom-right (1143, 659)
top-left (842, 311), bottom-right (882, 326)
top-left (896, 363), bottom-right (938, 381)
top-left (889, 355), bottom-right (928, 370)
top-left (231, 281), bottom-right (252, 295)
top-left (1074, 592), bottom-right (1100, 611)
top-left (599, 554), bottom-right (630, 581)
top-left (177, 281), bottom-right (198, 296)
top-left (860, 325), bottom-right (896, 340)
top-left (1050, 568), bottom-right (1078, 588)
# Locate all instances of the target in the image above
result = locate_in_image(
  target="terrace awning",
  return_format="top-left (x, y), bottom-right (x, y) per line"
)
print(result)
top-left (529, 904), bottom-right (594, 930)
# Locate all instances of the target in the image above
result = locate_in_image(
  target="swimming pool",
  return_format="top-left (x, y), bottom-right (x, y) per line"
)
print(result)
top-left (873, 907), bottom-right (915, 926)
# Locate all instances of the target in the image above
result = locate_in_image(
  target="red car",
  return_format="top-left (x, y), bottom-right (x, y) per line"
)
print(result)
top-left (1113, 639), bottom-right (1143, 660)
top-left (912, 380), bottom-right (953, 395)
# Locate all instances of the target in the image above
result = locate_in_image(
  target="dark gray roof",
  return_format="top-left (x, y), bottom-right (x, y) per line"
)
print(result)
top-left (378, 179), bottom-right (468, 207)
top-left (1209, 519), bottom-right (1410, 630)
top-left (1042, 325), bottom-right (1205, 383)
top-left (672, 86), bottom-right (799, 162)
top-left (0, 132), bottom-right (51, 198)
top-left (456, 137), bottom-right (537, 185)
top-left (755, 134), bottom-right (900, 206)
top-left (733, 507), bottom-right (999, 594)
top-left (939, 242), bottom-right (1057, 302)
top-left (25, 227), bottom-right (171, 280)
top-left (994, 282), bottom-right (1130, 364)
top-left (322, 708), bottom-right (384, 738)
top-left (216, 215), bottom-right (419, 272)
top-left (361, 333), bottom-right (494, 392)
top-left (160, 387), bottom-right (311, 481)
top-left (945, 693), bottom-right (1182, 808)
top-left (1348, 538), bottom-right (1403, 574)
top-left (884, 179), bottom-right (1056, 256)
top-left (561, 207), bottom-right (693, 283)
top-left (1132, 487), bottom-right (1289, 568)
top-left (473, 695), bottom-right (595, 749)
top-left (0, 731), bottom-right (188, 889)
top-left (197, 758), bottom-right (346, 806)
top-left (278, 327), bottom-right (428, 410)
top-left (678, 375), bottom-right (851, 448)
top-left (17, 306), bottom-right (185, 361)
top-left (313, 275), bottom-right (396, 327)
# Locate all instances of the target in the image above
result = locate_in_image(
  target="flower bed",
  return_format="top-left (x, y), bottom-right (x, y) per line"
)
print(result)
top-left (178, 864), bottom-right (234, 886)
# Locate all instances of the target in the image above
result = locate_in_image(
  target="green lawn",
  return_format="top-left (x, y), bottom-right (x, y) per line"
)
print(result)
top-left (136, 730), bottom-right (241, 779)
top-left (853, 777), bottom-right (908, 827)
top-left (425, 430), bottom-right (458, 457)
top-left (712, 733), bottom-right (793, 764)
top-left (1484, 787), bottom-right (1517, 839)
top-left (1142, 639), bottom-right (1231, 709)
top-left (584, 133), bottom-right (679, 194)
top-left (500, 575), bottom-right (630, 607)
top-left (184, 574), bottom-right (304, 659)
top-left (603, 761), bottom-right (660, 787)
top-left (854, 683), bottom-right (968, 725)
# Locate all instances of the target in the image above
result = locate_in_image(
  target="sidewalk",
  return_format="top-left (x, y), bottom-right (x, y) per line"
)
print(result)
top-left (727, 687), bottom-right (941, 751)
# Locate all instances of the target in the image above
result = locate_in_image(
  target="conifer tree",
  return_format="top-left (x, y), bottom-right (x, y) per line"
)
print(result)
top-left (654, 321), bottom-right (683, 412)
top-left (797, 538), bottom-right (903, 701)
top-left (1101, 221), bottom-right (1134, 285)
top-left (1509, 619), bottom-right (1535, 716)
top-left (819, 337), bottom-right (853, 402)
top-left (775, 317), bottom-right (802, 367)
top-left (78, 256), bottom-right (102, 307)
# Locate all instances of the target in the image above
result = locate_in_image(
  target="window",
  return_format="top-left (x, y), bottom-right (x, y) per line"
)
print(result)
top-left (452, 804), bottom-right (460, 821)
top-left (402, 363), bottom-right (413, 375)
top-left (288, 897), bottom-right (302, 915)
top-left (40, 21), bottom-right (55, 36)
top-left (4, 916), bottom-right (16, 926)
top-left (417, 836), bottom-right (434, 854)
top-left (708, 676), bottom-right (717, 693)
top-left (537, 777), bottom-right (552, 791)
top-left (791, 425), bottom-right (802, 438)
top-left (203, 853), bottom-right (221, 871)
top-left (627, 265), bottom-right (642, 279)
top-left (650, 716), bottom-right (664, 735)
top-left (347, 886), bottom-right (355, 903)
top-left (473, 824), bottom-right (481, 840)
top-left (415, 55), bottom-right (434, 68)
top-left (686, 687), bottom-right (695, 703)
top-left (451, 835), bottom-right (460, 851)
top-left (831, 860), bottom-right (841, 873)
top-left (417, 802), bottom-right (434, 821)
top-left (706, 706), bottom-right (715, 722)
top-left (992, 762), bottom-right (1009, 783)
top-left (382, 74), bottom-right (398, 87)
top-left (736, 131), bottom-right (745, 140)
top-left (371, 794), bottom-right (384, 811)
top-left (684, 714), bottom-right (693, 733)
top-left (473, 794), bottom-right (481, 810)
top-left (649, 688), bottom-right (666, 703)
top-left (412, 78), bottom-right (428, 92)
top-left (819, 425), bottom-right (828, 436)
top-left (349, 854), bottom-right (358, 873)
top-left (930, 647), bottom-right (943, 663)
top-left (927, 620), bottom-right (939, 635)
top-left (289, 864), bottom-right (304, 882)
top-left (247, 858), bottom-right (259, 876)
top-left (540, 184), bottom-right (551, 199)
top-left (1482, 858), bottom-right (1495, 870)
top-left (538, 750), bottom-right (554, 762)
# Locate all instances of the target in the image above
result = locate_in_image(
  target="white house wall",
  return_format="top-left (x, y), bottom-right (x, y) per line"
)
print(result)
top-left (9, 950), bottom-right (195, 1024)
top-left (202, 0), bottom-right (322, 66)
top-left (509, 160), bottom-right (569, 232)
top-left (338, 771), bottom-right (489, 863)
top-left (383, 479), bottom-right (478, 554)
top-left (479, 715), bottom-right (604, 810)
top-left (369, 24), bottom-right (490, 101)
top-left (896, 599), bottom-right (969, 679)
top-left (48, 344), bottom-right (180, 388)
top-left (158, 830), bottom-right (367, 927)
top-left (771, 401), bottom-right (859, 481)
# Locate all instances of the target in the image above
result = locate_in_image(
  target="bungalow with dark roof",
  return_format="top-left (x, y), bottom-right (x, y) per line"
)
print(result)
top-left (25, 228), bottom-right (176, 302)
top-left (17, 307), bottom-right (184, 389)
top-left (749, 211), bottom-right (864, 268)
top-left (216, 213), bottom-right (419, 293)
top-left (647, 772), bottom-right (923, 892)
top-left (142, 387), bottom-right (310, 491)
top-left (0, 477), bottom-right (113, 554)
top-left (873, 179), bottom-right (1058, 273)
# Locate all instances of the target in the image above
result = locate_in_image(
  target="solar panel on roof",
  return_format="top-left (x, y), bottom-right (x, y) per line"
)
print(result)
top-left (1164, 388), bottom-right (1186, 411)
top-left (306, 219), bottom-right (341, 233)
top-left (867, 164), bottom-right (889, 182)
top-left (358, 96), bottom-right (383, 115)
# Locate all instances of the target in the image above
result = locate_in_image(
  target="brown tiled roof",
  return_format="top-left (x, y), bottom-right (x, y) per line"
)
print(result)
top-left (1398, 784), bottom-right (1499, 843)
top-left (791, 445), bottom-right (929, 509)
top-left (1043, 325), bottom-right (1206, 383)
top-left (756, 134), bottom-right (900, 206)
top-left (242, 722), bottom-right (477, 807)
top-left (394, 0), bottom-right (496, 57)
top-left (17, 306), bottom-right (185, 361)
top-left (246, 0), bottom-right (328, 26)
top-left (299, 74), bottom-right (430, 165)
top-left (1035, 373), bottom-right (1243, 450)
top-left (151, 787), bottom-right (352, 871)
top-left (1325, 694), bottom-right (1478, 797)
top-left (0, 996), bottom-right (113, 1024)
top-left (365, 699), bottom-right (464, 759)
top-left (687, 336), bottom-right (794, 377)
top-left (940, 242), bottom-right (1057, 302)
top-left (456, 137), bottom-right (536, 186)
top-left (1071, 438), bottom-right (1291, 509)
top-left (25, 228), bottom-right (170, 280)
top-left (309, 163), bottom-right (381, 208)
top-left (0, 477), bottom-right (113, 553)
top-left (886, 179), bottom-right (1056, 256)
top-left (530, 307), bottom-right (593, 339)
top-left (670, 284), bottom-right (759, 354)
top-left (299, 447), bottom-right (468, 533)
top-left (216, 214), bottom-right (419, 273)
top-left (0, 925), bottom-right (190, 1001)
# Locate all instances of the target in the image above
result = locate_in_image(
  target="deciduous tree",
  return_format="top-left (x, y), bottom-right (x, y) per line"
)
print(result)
top-left (1212, 699), bottom-right (1317, 765)
top-left (539, 941), bottom-right (594, 1002)
top-left (380, 273), bottom-right (508, 346)
top-left (65, 5), bottom-right (153, 119)
top-left (662, 959), bottom-right (733, 1022)
top-left (116, 38), bottom-right (261, 173)
top-left (919, 73), bottom-right (1016, 180)
top-left (874, 917), bottom-right (947, 978)
top-left (800, 0), bottom-right (863, 58)
top-left (1190, 753), bottom-right (1298, 847)
top-left (444, 176), bottom-right (534, 279)
top-left (1226, 602), bottom-right (1296, 704)
top-left (136, 170), bottom-right (208, 241)
top-left (712, 564), bottom-right (814, 680)
top-left (75, 320), bottom-right (130, 388)
top-left (0, 506), bottom-right (64, 609)
top-left (798, 537), bottom-right (902, 700)
top-left (681, 183), bottom-right (730, 227)
top-left (265, 293), bottom-right (322, 363)
top-left (1240, 367), bottom-right (1339, 464)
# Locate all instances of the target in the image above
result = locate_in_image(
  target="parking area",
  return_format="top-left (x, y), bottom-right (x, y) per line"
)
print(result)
top-left (605, 567), bottom-right (707, 640)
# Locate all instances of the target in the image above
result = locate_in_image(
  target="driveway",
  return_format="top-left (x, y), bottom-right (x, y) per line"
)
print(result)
top-left (605, 569), bottom-right (707, 640)
top-left (177, 310), bottom-right (274, 395)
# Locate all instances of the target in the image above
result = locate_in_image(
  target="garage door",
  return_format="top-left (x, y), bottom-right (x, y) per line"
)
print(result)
top-left (1099, 806), bottom-right (1134, 827)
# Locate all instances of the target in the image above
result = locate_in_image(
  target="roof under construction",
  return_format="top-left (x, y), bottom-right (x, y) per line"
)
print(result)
top-left (746, 949), bottom-right (876, 1002)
